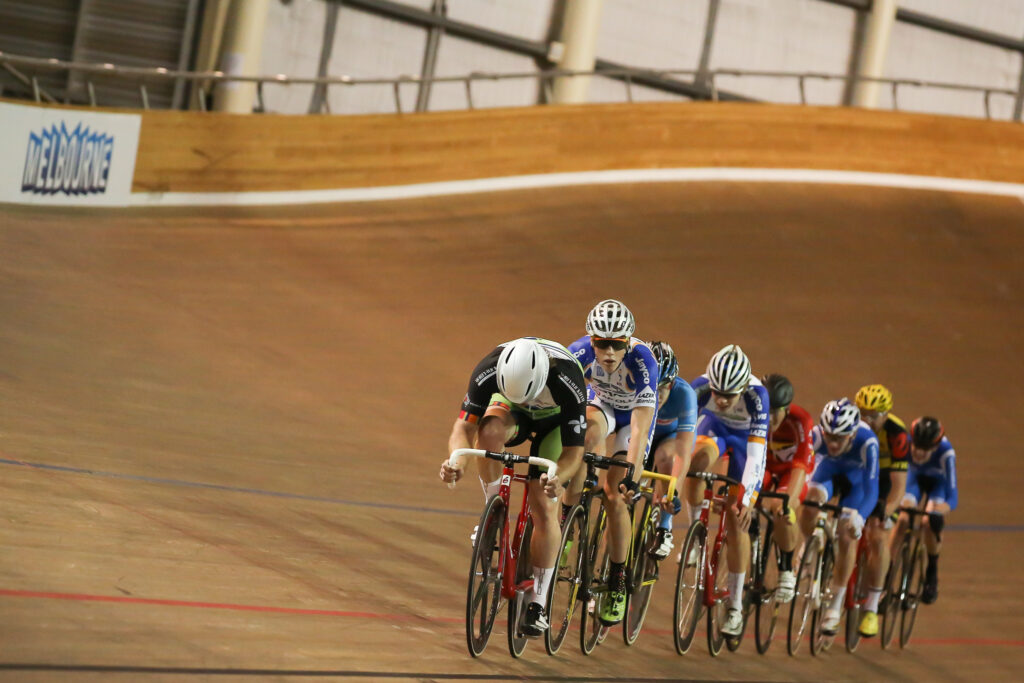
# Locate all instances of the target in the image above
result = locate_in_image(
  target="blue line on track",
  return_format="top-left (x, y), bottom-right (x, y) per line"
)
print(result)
top-left (1, 457), bottom-right (1018, 531)
top-left (0, 458), bottom-right (476, 517)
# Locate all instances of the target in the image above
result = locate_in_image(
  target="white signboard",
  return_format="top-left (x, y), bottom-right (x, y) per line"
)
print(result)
top-left (0, 101), bottom-right (141, 206)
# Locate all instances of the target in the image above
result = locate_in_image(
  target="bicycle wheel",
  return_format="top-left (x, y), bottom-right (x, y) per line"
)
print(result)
top-left (900, 538), bottom-right (928, 648)
top-left (507, 517), bottom-right (534, 659)
top-left (880, 536), bottom-right (908, 650)
top-left (706, 533), bottom-right (729, 657)
top-left (580, 502), bottom-right (609, 655)
top-left (465, 494), bottom-right (506, 658)
top-left (673, 520), bottom-right (706, 655)
top-left (725, 521), bottom-right (760, 653)
top-left (546, 504), bottom-right (586, 656)
top-left (810, 541), bottom-right (836, 657)
top-left (624, 497), bottom-right (658, 646)
top-left (755, 525), bottom-right (780, 654)
top-left (788, 534), bottom-right (820, 656)
top-left (845, 554), bottom-right (868, 653)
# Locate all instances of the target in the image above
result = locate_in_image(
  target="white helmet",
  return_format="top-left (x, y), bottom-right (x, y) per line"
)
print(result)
top-left (585, 299), bottom-right (635, 338)
top-left (819, 398), bottom-right (861, 436)
top-left (707, 344), bottom-right (751, 394)
top-left (497, 338), bottom-right (549, 403)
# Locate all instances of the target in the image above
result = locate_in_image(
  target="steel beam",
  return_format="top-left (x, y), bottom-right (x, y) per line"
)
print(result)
top-left (309, 2), bottom-right (341, 113)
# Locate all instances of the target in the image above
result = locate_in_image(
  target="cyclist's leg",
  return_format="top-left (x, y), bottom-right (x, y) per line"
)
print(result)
top-left (921, 480), bottom-right (950, 604)
top-left (523, 423), bottom-right (565, 635)
top-left (562, 398), bottom-right (610, 509)
top-left (861, 503), bottom-right (892, 631)
top-left (603, 414), bottom-right (635, 564)
top-left (768, 471), bottom-right (801, 601)
top-left (686, 413), bottom-right (723, 525)
top-left (722, 433), bottom-right (753, 629)
top-left (650, 433), bottom-right (678, 557)
top-left (475, 395), bottom-right (522, 499)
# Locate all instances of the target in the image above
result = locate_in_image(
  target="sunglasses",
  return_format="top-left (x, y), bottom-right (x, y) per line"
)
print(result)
top-left (592, 337), bottom-right (629, 351)
top-left (711, 389), bottom-right (741, 399)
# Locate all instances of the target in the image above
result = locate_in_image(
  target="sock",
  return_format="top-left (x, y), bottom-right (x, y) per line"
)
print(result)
top-left (927, 554), bottom-right (939, 580)
top-left (689, 504), bottom-right (702, 525)
top-left (609, 561), bottom-right (626, 592)
top-left (531, 566), bottom-right (554, 606)
top-left (779, 549), bottom-right (794, 572)
top-left (727, 572), bottom-right (745, 610)
top-left (828, 586), bottom-right (847, 614)
top-left (659, 513), bottom-right (673, 531)
top-left (481, 477), bottom-right (501, 501)
top-left (866, 587), bottom-right (883, 613)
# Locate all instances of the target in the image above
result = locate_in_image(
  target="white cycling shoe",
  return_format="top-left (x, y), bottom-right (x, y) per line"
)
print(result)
top-left (821, 608), bottom-right (841, 635)
top-left (776, 570), bottom-right (796, 603)
top-left (721, 607), bottom-right (744, 636)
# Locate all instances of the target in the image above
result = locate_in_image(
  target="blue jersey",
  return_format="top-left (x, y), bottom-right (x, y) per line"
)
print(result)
top-left (654, 377), bottom-right (698, 438)
top-left (810, 423), bottom-right (880, 520)
top-left (906, 437), bottom-right (958, 510)
top-left (568, 335), bottom-right (659, 412)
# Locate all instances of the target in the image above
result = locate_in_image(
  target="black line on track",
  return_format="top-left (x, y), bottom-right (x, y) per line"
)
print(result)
top-left (0, 665), bottom-right (747, 681)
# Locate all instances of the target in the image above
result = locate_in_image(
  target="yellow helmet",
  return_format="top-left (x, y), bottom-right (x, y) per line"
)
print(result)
top-left (855, 384), bottom-right (893, 413)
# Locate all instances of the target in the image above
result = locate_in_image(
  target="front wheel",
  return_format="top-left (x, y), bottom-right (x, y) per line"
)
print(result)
top-left (706, 533), bottom-right (729, 657)
top-left (809, 541), bottom-right (836, 657)
top-left (580, 502), bottom-right (609, 656)
top-left (845, 549), bottom-right (869, 653)
top-left (673, 520), bottom-right (706, 655)
top-left (755, 525), bottom-right (781, 654)
top-left (881, 536), bottom-right (908, 650)
top-left (466, 494), bottom-right (507, 658)
top-left (900, 538), bottom-right (928, 648)
top-left (507, 517), bottom-right (534, 658)
top-left (624, 496), bottom-right (658, 646)
top-left (546, 505), bottom-right (586, 656)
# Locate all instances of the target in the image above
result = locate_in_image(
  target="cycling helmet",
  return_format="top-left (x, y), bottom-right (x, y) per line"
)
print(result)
top-left (585, 299), bottom-right (635, 339)
top-left (496, 338), bottom-right (549, 404)
top-left (707, 344), bottom-right (751, 394)
top-left (855, 384), bottom-right (893, 413)
top-left (910, 416), bottom-right (945, 449)
top-left (762, 373), bottom-right (794, 409)
top-left (650, 341), bottom-right (678, 386)
top-left (819, 398), bottom-right (861, 435)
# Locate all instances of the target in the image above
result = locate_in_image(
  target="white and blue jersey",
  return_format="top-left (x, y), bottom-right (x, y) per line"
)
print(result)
top-left (691, 375), bottom-right (769, 507)
top-left (568, 335), bottom-right (659, 458)
top-left (906, 437), bottom-right (958, 510)
top-left (810, 423), bottom-right (880, 521)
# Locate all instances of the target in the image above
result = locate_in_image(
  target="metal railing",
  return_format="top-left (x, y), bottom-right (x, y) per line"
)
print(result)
top-left (1, 50), bottom-right (1019, 122)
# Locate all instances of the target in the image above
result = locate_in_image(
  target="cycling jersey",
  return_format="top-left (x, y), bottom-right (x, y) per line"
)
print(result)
top-left (692, 375), bottom-right (769, 507)
top-left (458, 338), bottom-right (588, 452)
top-left (905, 437), bottom-right (958, 510)
top-left (568, 336), bottom-right (658, 411)
top-left (809, 422), bottom-right (880, 521)
top-left (763, 403), bottom-right (814, 498)
top-left (870, 413), bottom-right (910, 517)
top-left (654, 377), bottom-right (698, 439)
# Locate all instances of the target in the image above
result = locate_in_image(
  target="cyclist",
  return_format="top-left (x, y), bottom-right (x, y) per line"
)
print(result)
top-left (853, 384), bottom-right (909, 637)
top-left (761, 373), bottom-right (814, 604)
top-left (646, 341), bottom-right (699, 560)
top-left (690, 344), bottom-right (769, 637)
top-left (900, 416), bottom-right (958, 605)
top-left (800, 398), bottom-right (880, 636)
top-left (440, 337), bottom-right (587, 637)
top-left (564, 299), bottom-right (659, 626)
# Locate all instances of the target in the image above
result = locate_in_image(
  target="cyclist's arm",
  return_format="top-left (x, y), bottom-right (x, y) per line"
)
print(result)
top-left (941, 447), bottom-right (958, 511)
top-left (739, 384), bottom-right (770, 507)
top-left (675, 379), bottom-right (698, 469)
top-left (885, 470), bottom-right (907, 517)
top-left (785, 468), bottom-right (807, 512)
top-left (855, 438), bottom-right (881, 521)
top-left (626, 405), bottom-right (655, 474)
top-left (448, 417), bottom-right (478, 454)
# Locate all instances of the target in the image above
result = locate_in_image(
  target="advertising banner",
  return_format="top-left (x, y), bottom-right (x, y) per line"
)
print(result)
top-left (0, 101), bottom-right (141, 206)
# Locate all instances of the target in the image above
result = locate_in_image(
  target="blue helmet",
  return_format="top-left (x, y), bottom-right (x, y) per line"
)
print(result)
top-left (819, 398), bottom-right (860, 435)
top-left (649, 341), bottom-right (678, 386)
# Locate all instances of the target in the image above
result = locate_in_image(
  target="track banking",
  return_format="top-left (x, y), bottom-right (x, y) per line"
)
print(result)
top-left (22, 122), bottom-right (115, 196)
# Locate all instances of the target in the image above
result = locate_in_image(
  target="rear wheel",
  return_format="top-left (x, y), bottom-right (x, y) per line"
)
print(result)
top-left (580, 502), bottom-right (609, 655)
top-left (787, 534), bottom-right (819, 656)
top-left (546, 505), bottom-right (586, 656)
top-left (881, 535), bottom-right (908, 649)
top-left (706, 533), bottom-right (729, 657)
top-left (845, 548), bottom-right (869, 653)
top-left (810, 541), bottom-right (836, 656)
top-left (900, 538), bottom-right (927, 648)
top-left (673, 520), bottom-right (706, 655)
top-left (465, 494), bottom-right (506, 658)
top-left (507, 517), bottom-right (534, 658)
top-left (624, 497), bottom-right (658, 646)
top-left (755, 524), bottom-right (781, 654)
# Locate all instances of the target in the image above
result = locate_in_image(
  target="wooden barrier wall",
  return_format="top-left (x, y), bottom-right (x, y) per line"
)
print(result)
top-left (130, 102), bottom-right (1024, 193)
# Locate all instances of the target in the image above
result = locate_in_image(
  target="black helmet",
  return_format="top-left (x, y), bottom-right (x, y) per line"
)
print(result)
top-left (762, 373), bottom-right (794, 409)
top-left (911, 416), bottom-right (945, 449)
top-left (649, 341), bottom-right (678, 386)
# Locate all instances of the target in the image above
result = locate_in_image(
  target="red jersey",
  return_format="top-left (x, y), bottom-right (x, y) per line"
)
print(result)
top-left (766, 403), bottom-right (815, 478)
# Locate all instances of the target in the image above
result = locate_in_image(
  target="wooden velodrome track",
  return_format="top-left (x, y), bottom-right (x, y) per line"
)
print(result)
top-left (2, 178), bottom-right (1023, 682)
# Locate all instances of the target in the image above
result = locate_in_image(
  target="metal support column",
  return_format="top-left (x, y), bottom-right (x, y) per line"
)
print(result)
top-left (414, 0), bottom-right (446, 112)
top-left (696, 0), bottom-right (720, 88)
top-left (309, 1), bottom-right (341, 113)
top-left (172, 0), bottom-right (204, 110)
top-left (1015, 32), bottom-right (1024, 121)
top-left (552, 0), bottom-right (604, 104)
top-left (852, 0), bottom-right (897, 108)
top-left (214, 0), bottom-right (272, 113)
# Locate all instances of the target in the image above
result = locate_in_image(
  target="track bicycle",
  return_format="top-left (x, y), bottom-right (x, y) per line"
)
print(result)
top-left (787, 498), bottom-right (842, 656)
top-left (746, 489), bottom-right (791, 654)
top-left (842, 528), bottom-right (871, 653)
top-left (450, 448), bottom-right (558, 659)
top-left (882, 493), bottom-right (931, 649)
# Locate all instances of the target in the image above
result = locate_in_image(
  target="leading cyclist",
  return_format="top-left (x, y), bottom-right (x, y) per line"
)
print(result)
top-left (440, 337), bottom-right (587, 637)
top-left (800, 398), bottom-right (880, 636)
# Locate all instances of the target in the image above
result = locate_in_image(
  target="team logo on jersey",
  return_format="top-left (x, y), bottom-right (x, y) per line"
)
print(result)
top-left (568, 417), bottom-right (585, 434)
top-left (474, 367), bottom-right (496, 386)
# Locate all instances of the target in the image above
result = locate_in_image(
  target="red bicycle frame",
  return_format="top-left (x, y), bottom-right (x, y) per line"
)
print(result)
top-left (497, 463), bottom-right (536, 601)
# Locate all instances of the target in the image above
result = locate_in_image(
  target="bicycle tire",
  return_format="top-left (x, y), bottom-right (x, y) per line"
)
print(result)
top-left (900, 537), bottom-right (927, 648)
top-left (845, 547), bottom-right (868, 653)
top-left (507, 517), bottom-right (534, 659)
top-left (673, 520), bottom-right (706, 655)
top-left (465, 494), bottom-right (507, 658)
top-left (624, 496), bottom-right (658, 646)
top-left (787, 534), bottom-right (820, 656)
top-left (580, 502), bottom-right (609, 655)
top-left (546, 504), bottom-right (586, 656)
top-left (880, 534), bottom-right (908, 649)
top-left (755, 523), bottom-right (780, 654)
top-left (725, 520), bottom-right (761, 653)
top-left (706, 532), bottom-right (729, 657)
top-left (810, 540), bottom-right (836, 657)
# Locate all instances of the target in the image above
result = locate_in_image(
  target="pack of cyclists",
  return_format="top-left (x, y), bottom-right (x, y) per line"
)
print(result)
top-left (440, 299), bottom-right (959, 650)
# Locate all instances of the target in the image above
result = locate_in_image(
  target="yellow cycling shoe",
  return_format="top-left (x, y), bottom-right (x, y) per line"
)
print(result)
top-left (858, 610), bottom-right (879, 637)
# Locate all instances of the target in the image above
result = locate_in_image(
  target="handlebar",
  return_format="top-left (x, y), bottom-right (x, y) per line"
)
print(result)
top-left (686, 471), bottom-right (741, 487)
top-left (897, 506), bottom-right (930, 517)
top-left (447, 448), bottom-right (558, 490)
top-left (802, 499), bottom-right (843, 515)
top-left (582, 451), bottom-right (635, 482)
top-left (756, 489), bottom-right (791, 516)
top-left (641, 470), bottom-right (678, 504)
